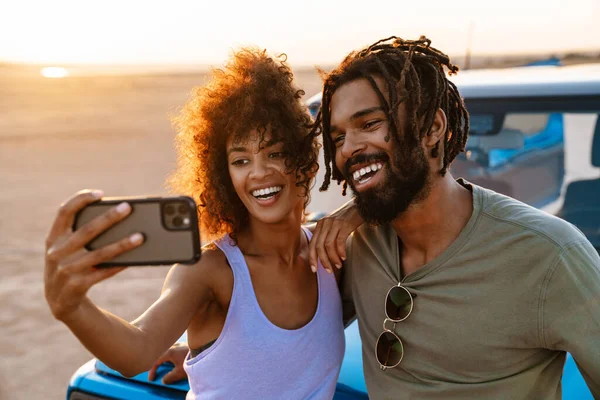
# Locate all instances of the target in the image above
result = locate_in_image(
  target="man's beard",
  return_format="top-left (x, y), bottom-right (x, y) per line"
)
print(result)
top-left (344, 144), bottom-right (430, 225)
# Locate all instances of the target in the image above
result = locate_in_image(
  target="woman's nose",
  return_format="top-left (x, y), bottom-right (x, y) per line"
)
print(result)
top-left (249, 160), bottom-right (272, 179)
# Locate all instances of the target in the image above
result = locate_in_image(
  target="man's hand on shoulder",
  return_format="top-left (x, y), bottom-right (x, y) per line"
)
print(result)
top-left (308, 200), bottom-right (363, 273)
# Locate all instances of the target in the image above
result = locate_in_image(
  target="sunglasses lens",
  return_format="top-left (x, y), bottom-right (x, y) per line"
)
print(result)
top-left (376, 331), bottom-right (404, 368)
top-left (386, 286), bottom-right (412, 321)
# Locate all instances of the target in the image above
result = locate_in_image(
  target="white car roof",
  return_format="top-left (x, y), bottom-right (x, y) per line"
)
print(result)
top-left (450, 63), bottom-right (600, 98)
top-left (306, 63), bottom-right (600, 103)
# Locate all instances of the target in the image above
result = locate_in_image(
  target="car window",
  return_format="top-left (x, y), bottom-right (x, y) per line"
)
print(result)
top-left (452, 110), bottom-right (599, 251)
top-left (452, 111), bottom-right (566, 208)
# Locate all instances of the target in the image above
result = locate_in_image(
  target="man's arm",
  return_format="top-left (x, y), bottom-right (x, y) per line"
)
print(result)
top-left (338, 234), bottom-right (357, 327)
top-left (339, 266), bottom-right (357, 327)
top-left (148, 342), bottom-right (189, 384)
top-left (542, 240), bottom-right (600, 396)
top-left (307, 199), bottom-right (363, 273)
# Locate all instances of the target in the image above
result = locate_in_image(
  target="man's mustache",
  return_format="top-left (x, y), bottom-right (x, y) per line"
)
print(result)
top-left (343, 152), bottom-right (389, 178)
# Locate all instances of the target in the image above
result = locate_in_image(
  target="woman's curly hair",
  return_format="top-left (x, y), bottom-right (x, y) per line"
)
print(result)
top-left (168, 47), bottom-right (318, 242)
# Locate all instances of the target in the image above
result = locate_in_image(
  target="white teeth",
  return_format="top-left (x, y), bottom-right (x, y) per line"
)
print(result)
top-left (252, 186), bottom-right (282, 198)
top-left (352, 163), bottom-right (383, 182)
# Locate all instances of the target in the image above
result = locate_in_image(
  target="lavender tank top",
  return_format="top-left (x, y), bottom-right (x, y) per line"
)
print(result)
top-left (183, 227), bottom-right (345, 399)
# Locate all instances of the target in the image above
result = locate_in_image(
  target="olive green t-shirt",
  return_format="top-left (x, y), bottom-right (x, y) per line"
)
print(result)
top-left (342, 181), bottom-right (600, 400)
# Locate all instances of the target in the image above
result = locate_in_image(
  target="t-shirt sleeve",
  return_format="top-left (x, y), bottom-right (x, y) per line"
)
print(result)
top-left (541, 240), bottom-right (600, 396)
top-left (340, 234), bottom-right (356, 327)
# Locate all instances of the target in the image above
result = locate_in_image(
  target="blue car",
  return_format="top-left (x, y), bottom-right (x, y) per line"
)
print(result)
top-left (67, 62), bottom-right (600, 399)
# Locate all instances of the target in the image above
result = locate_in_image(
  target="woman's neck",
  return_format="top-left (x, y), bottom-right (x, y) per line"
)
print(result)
top-left (236, 207), bottom-right (306, 268)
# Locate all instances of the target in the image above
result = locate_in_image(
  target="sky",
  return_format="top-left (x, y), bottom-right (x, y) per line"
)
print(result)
top-left (1, 0), bottom-right (599, 67)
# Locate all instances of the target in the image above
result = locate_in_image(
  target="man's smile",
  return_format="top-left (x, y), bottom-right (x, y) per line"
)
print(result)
top-left (351, 162), bottom-right (383, 184)
top-left (344, 153), bottom-right (389, 192)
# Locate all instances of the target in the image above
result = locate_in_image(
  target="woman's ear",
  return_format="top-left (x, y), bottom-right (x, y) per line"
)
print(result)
top-left (307, 162), bottom-right (319, 179)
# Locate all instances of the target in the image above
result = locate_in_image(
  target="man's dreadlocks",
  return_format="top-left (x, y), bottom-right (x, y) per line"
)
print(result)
top-left (314, 36), bottom-right (470, 194)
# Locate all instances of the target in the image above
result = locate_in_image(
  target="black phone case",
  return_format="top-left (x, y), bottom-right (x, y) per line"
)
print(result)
top-left (73, 196), bottom-right (201, 267)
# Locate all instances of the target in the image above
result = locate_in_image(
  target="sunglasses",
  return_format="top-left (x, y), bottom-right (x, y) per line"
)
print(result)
top-left (375, 284), bottom-right (414, 370)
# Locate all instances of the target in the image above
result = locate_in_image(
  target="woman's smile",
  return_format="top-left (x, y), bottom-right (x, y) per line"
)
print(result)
top-left (250, 184), bottom-right (285, 207)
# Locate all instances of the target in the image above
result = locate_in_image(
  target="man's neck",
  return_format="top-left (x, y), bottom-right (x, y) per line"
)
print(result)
top-left (391, 174), bottom-right (473, 276)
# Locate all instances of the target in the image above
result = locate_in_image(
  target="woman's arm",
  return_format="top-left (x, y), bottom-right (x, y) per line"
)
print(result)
top-left (44, 191), bottom-right (215, 377)
top-left (63, 261), bottom-right (213, 377)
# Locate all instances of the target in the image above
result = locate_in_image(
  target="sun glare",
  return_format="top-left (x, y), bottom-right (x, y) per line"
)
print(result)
top-left (41, 67), bottom-right (69, 78)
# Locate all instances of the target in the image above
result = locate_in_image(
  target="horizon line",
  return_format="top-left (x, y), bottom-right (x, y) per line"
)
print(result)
top-left (2, 48), bottom-right (599, 69)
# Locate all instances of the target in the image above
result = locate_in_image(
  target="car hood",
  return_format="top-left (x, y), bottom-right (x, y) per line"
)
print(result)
top-left (94, 335), bottom-right (190, 392)
top-left (94, 360), bottom-right (190, 392)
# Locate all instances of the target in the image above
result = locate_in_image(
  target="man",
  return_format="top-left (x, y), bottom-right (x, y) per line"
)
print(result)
top-left (151, 36), bottom-right (600, 398)
top-left (309, 36), bottom-right (600, 399)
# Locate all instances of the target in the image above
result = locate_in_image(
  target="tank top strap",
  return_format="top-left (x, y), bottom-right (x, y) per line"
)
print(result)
top-left (301, 225), bottom-right (313, 242)
top-left (301, 226), bottom-right (340, 294)
top-left (213, 235), bottom-right (246, 271)
top-left (213, 235), bottom-right (254, 304)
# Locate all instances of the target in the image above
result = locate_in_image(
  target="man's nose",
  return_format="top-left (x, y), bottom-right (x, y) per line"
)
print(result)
top-left (340, 132), bottom-right (367, 160)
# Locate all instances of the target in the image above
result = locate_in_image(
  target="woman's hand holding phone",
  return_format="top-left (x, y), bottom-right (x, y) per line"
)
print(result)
top-left (44, 190), bottom-right (143, 322)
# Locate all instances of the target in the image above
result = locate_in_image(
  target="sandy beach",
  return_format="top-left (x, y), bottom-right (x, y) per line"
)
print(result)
top-left (0, 65), bottom-right (346, 399)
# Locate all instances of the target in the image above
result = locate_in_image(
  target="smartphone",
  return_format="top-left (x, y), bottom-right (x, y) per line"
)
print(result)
top-left (73, 195), bottom-right (201, 267)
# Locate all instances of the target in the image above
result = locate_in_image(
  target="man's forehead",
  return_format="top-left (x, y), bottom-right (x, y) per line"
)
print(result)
top-left (330, 77), bottom-right (388, 125)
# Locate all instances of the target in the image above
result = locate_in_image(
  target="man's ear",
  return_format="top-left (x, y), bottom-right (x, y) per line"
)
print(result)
top-left (423, 108), bottom-right (447, 157)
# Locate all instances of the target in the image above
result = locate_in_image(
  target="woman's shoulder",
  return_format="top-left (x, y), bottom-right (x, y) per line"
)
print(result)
top-left (197, 241), bottom-right (235, 304)
top-left (167, 241), bottom-right (231, 280)
top-left (196, 242), bottom-right (231, 272)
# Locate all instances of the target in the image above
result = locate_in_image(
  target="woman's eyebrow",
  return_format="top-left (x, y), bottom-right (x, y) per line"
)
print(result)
top-left (263, 138), bottom-right (283, 147)
top-left (258, 139), bottom-right (284, 152)
top-left (227, 139), bottom-right (283, 156)
top-left (227, 146), bottom-right (247, 155)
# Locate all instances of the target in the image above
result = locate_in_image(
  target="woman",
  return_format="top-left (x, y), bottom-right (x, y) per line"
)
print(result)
top-left (44, 48), bottom-right (348, 399)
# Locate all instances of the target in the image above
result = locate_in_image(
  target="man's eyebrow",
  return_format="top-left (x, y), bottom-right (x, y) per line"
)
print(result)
top-left (350, 106), bottom-right (385, 121)
top-left (329, 106), bottom-right (385, 136)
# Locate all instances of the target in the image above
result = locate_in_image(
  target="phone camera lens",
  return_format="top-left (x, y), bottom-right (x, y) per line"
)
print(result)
top-left (178, 204), bottom-right (189, 214)
top-left (164, 204), bottom-right (175, 215)
top-left (173, 216), bottom-right (183, 227)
